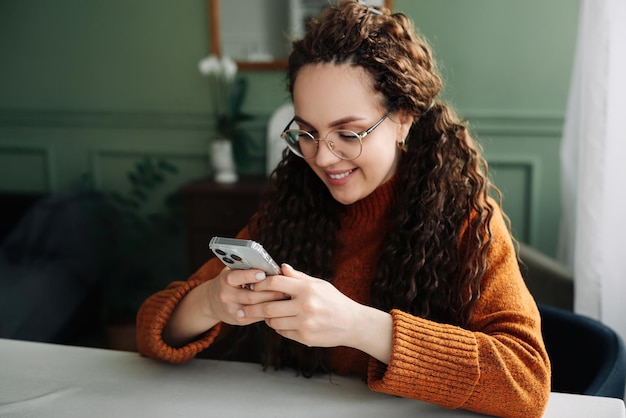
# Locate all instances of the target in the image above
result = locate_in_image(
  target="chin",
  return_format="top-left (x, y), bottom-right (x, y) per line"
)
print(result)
top-left (329, 190), bottom-right (361, 205)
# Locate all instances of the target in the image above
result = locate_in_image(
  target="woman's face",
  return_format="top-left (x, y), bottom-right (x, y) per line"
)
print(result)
top-left (292, 63), bottom-right (413, 205)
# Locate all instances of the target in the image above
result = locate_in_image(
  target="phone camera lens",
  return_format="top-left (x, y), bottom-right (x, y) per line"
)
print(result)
top-left (222, 257), bottom-right (234, 265)
top-left (215, 249), bottom-right (227, 256)
top-left (231, 254), bottom-right (242, 262)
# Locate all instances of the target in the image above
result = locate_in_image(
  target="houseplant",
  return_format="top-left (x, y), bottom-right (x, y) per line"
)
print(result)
top-left (198, 54), bottom-right (254, 182)
top-left (91, 157), bottom-right (186, 350)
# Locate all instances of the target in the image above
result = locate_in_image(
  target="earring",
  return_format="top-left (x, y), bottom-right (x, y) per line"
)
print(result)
top-left (397, 139), bottom-right (408, 152)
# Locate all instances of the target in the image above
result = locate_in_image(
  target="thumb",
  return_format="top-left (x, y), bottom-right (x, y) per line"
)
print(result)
top-left (281, 263), bottom-right (304, 278)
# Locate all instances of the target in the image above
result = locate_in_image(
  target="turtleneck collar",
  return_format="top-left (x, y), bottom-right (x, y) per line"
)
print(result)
top-left (339, 175), bottom-right (401, 229)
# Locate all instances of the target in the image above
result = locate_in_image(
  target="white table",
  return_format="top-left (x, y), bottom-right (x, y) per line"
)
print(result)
top-left (0, 338), bottom-right (624, 418)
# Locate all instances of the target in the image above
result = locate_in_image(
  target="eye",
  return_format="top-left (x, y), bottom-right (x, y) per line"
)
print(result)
top-left (336, 130), bottom-right (360, 142)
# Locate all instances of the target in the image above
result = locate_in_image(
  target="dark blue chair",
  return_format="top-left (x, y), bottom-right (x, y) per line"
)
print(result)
top-left (539, 303), bottom-right (626, 399)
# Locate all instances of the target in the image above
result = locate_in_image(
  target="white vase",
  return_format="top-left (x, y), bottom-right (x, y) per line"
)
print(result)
top-left (211, 138), bottom-right (238, 183)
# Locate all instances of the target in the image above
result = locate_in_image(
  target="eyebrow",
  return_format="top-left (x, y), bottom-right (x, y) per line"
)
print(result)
top-left (293, 115), bottom-right (368, 130)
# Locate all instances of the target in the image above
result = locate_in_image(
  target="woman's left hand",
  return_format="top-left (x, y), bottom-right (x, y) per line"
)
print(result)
top-left (239, 264), bottom-right (393, 363)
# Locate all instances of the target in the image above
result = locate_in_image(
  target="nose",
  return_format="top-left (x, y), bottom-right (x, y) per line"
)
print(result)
top-left (313, 139), bottom-right (341, 167)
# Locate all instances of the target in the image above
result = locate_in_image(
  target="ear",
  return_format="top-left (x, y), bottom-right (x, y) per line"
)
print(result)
top-left (395, 109), bottom-right (414, 144)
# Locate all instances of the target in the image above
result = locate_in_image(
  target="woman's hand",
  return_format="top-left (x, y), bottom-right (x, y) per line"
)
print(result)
top-left (203, 267), bottom-right (288, 326)
top-left (239, 264), bottom-right (394, 364)
top-left (163, 267), bottom-right (287, 347)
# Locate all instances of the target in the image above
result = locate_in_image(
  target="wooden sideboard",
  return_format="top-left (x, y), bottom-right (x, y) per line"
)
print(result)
top-left (181, 177), bottom-right (269, 273)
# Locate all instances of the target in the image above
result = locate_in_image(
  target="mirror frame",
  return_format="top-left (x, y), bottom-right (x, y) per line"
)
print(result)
top-left (208, 0), bottom-right (394, 70)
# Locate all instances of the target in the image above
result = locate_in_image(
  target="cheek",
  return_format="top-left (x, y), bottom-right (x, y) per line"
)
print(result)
top-left (363, 135), bottom-right (402, 178)
top-left (368, 135), bottom-right (400, 163)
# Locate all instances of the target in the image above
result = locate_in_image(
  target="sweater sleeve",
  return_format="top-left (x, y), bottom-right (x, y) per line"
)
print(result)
top-left (135, 229), bottom-right (252, 363)
top-left (367, 206), bottom-right (551, 418)
top-left (135, 258), bottom-right (224, 363)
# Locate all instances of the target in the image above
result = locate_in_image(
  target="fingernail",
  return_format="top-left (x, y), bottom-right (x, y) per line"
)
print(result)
top-left (282, 263), bottom-right (292, 271)
top-left (249, 283), bottom-right (254, 291)
top-left (255, 272), bottom-right (266, 280)
top-left (236, 309), bottom-right (245, 318)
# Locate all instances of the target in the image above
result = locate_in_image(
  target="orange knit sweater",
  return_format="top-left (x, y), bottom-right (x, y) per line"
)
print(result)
top-left (136, 178), bottom-right (550, 418)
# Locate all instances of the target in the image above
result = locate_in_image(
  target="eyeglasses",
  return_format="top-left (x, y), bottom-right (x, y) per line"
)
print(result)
top-left (280, 113), bottom-right (389, 161)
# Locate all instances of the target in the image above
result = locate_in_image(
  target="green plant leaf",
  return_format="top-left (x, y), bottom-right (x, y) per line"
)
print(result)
top-left (131, 187), bottom-right (148, 202)
top-left (158, 160), bottom-right (178, 173)
top-left (151, 172), bottom-right (165, 184)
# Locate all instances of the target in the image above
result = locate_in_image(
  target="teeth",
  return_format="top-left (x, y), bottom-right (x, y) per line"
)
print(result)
top-left (329, 169), bottom-right (353, 179)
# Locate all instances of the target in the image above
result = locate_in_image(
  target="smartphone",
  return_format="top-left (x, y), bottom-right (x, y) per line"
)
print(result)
top-left (209, 237), bottom-right (281, 275)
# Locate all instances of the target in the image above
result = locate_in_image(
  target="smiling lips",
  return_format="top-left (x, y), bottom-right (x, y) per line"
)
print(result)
top-left (327, 169), bottom-right (355, 181)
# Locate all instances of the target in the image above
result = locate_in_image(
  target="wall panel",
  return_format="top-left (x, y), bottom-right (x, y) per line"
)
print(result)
top-left (471, 113), bottom-right (562, 256)
top-left (487, 158), bottom-right (537, 244)
top-left (90, 146), bottom-right (211, 213)
top-left (0, 143), bottom-right (56, 192)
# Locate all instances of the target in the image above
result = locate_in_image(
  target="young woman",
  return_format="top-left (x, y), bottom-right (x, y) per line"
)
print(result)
top-left (136, 1), bottom-right (550, 416)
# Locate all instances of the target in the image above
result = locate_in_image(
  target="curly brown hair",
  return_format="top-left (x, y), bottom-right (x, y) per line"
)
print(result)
top-left (250, 0), bottom-right (499, 374)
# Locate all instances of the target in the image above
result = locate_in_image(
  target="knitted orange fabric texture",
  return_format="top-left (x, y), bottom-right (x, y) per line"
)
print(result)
top-left (136, 178), bottom-right (550, 418)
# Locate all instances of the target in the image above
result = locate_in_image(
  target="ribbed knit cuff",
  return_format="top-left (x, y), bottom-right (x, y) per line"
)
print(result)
top-left (367, 309), bottom-right (479, 409)
top-left (136, 279), bottom-right (222, 364)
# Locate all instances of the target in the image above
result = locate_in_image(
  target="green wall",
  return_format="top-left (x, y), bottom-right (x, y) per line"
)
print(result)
top-left (395, 0), bottom-right (580, 256)
top-left (0, 0), bottom-right (580, 257)
top-left (399, 1), bottom-right (578, 112)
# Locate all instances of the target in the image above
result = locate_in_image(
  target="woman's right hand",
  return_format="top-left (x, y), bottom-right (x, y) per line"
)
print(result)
top-left (202, 267), bottom-right (289, 326)
top-left (163, 267), bottom-right (287, 346)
